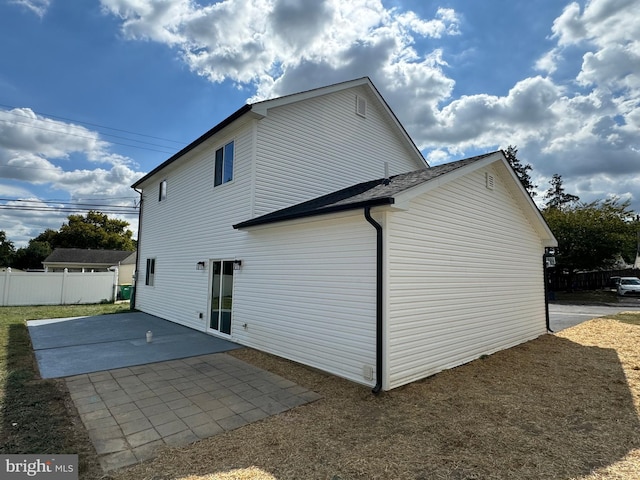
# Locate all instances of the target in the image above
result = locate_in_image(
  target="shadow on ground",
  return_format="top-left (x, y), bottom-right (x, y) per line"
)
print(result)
top-left (113, 330), bottom-right (640, 480)
top-left (0, 323), bottom-right (102, 478)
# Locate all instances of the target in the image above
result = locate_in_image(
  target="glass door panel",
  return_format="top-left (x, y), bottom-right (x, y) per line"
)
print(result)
top-left (220, 261), bottom-right (233, 335)
top-left (209, 260), bottom-right (233, 335)
top-left (210, 261), bottom-right (221, 331)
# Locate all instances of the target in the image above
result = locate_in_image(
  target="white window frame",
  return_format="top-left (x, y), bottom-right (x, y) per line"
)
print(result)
top-left (145, 258), bottom-right (156, 286)
top-left (159, 180), bottom-right (167, 201)
top-left (214, 141), bottom-right (235, 187)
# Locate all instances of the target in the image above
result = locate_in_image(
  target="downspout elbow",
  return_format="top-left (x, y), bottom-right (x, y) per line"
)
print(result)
top-left (364, 206), bottom-right (383, 394)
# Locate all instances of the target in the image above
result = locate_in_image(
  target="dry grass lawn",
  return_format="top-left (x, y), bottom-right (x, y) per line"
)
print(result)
top-left (105, 317), bottom-right (640, 480)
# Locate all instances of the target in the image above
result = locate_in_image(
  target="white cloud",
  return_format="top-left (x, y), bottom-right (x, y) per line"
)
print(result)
top-left (100, 0), bottom-right (461, 96)
top-left (10, 0), bottom-right (50, 17)
top-left (0, 108), bottom-right (143, 246)
top-left (99, 0), bottom-right (640, 212)
top-left (0, 108), bottom-right (129, 166)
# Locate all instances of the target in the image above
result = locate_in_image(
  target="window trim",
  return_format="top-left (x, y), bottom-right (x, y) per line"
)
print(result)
top-left (214, 140), bottom-right (235, 187)
top-left (145, 258), bottom-right (156, 286)
top-left (158, 180), bottom-right (167, 201)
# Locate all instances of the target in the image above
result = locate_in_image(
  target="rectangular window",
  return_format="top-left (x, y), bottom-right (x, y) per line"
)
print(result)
top-left (158, 180), bottom-right (167, 201)
top-left (145, 258), bottom-right (155, 286)
top-left (210, 260), bottom-right (234, 335)
top-left (214, 141), bottom-right (234, 186)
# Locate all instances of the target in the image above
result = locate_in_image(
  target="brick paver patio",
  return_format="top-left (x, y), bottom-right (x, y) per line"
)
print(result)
top-left (66, 352), bottom-right (321, 471)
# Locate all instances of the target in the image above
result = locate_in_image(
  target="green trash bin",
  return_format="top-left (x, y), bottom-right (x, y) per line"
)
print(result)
top-left (119, 285), bottom-right (132, 300)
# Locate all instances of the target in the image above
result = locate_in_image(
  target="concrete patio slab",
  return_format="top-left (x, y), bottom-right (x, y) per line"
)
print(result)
top-left (28, 311), bottom-right (322, 472)
top-left (28, 312), bottom-right (240, 378)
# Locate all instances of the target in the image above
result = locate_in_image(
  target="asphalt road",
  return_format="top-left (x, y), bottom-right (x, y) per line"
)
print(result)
top-left (549, 301), bottom-right (640, 331)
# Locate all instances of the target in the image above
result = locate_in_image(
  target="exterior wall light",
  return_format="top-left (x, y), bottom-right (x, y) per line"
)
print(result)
top-left (233, 259), bottom-right (242, 270)
top-left (196, 261), bottom-right (206, 270)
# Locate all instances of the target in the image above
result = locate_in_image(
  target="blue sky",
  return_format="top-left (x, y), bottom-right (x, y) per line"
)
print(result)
top-left (1, 0), bottom-right (639, 247)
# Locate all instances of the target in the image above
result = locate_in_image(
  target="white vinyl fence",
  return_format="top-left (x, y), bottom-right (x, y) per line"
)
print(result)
top-left (0, 268), bottom-right (119, 306)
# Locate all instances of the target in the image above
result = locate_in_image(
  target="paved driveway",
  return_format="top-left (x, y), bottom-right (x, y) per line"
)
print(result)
top-left (549, 302), bottom-right (640, 331)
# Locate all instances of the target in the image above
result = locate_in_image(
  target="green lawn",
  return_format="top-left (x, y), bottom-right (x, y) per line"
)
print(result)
top-left (0, 304), bottom-right (131, 477)
top-left (606, 312), bottom-right (640, 326)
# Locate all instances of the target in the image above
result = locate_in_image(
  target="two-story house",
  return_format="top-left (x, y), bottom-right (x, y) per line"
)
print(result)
top-left (131, 77), bottom-right (556, 391)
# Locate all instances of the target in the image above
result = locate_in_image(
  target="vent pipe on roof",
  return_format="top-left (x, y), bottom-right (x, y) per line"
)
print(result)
top-left (383, 162), bottom-right (390, 185)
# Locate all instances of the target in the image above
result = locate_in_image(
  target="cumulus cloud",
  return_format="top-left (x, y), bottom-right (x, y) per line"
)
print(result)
top-left (425, 0), bottom-right (640, 210)
top-left (10, 0), bottom-right (50, 17)
top-left (98, 0), bottom-right (639, 212)
top-left (100, 0), bottom-right (461, 95)
top-left (0, 108), bottom-right (143, 246)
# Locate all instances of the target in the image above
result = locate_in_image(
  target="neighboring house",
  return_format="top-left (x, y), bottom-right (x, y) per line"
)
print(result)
top-left (132, 77), bottom-right (557, 391)
top-left (43, 248), bottom-right (136, 286)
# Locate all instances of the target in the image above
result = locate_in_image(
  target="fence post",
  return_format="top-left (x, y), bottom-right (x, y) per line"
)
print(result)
top-left (61, 268), bottom-right (68, 305)
top-left (112, 267), bottom-right (119, 303)
top-left (2, 267), bottom-right (10, 307)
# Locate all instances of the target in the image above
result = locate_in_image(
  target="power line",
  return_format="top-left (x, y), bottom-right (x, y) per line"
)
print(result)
top-left (0, 205), bottom-right (138, 214)
top-left (0, 118), bottom-right (179, 155)
top-left (0, 197), bottom-right (139, 216)
top-left (0, 198), bottom-right (137, 208)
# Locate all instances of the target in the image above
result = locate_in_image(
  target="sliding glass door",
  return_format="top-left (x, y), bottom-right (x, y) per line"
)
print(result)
top-left (209, 260), bottom-right (234, 335)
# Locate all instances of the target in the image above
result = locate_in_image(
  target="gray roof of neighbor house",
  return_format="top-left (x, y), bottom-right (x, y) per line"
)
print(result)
top-left (234, 152), bottom-right (497, 229)
top-left (43, 248), bottom-right (136, 265)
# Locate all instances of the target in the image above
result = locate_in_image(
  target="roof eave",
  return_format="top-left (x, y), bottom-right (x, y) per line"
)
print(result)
top-left (233, 197), bottom-right (394, 229)
top-left (132, 104), bottom-right (253, 189)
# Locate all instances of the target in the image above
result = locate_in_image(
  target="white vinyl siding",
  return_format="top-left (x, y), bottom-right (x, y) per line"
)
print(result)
top-left (135, 125), bottom-right (254, 331)
top-left (253, 86), bottom-right (423, 217)
top-left (385, 164), bottom-right (547, 390)
top-left (232, 212), bottom-right (378, 387)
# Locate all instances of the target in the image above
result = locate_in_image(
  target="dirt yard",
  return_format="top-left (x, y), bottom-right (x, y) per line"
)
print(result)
top-left (107, 318), bottom-right (640, 480)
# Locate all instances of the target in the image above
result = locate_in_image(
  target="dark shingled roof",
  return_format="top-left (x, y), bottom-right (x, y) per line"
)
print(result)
top-left (43, 248), bottom-right (135, 265)
top-left (234, 152), bottom-right (497, 229)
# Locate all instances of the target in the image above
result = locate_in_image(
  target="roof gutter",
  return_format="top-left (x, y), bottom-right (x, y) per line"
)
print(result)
top-left (364, 206), bottom-right (383, 394)
top-left (234, 198), bottom-right (394, 229)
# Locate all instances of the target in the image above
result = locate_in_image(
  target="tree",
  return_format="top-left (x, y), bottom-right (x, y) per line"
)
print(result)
top-left (504, 145), bottom-right (537, 197)
top-left (0, 231), bottom-right (16, 267)
top-left (543, 197), bottom-right (637, 271)
top-left (544, 174), bottom-right (579, 210)
top-left (45, 211), bottom-right (136, 251)
top-left (12, 241), bottom-right (52, 270)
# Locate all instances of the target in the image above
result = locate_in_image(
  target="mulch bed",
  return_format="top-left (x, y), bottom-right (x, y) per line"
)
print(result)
top-left (97, 318), bottom-right (640, 480)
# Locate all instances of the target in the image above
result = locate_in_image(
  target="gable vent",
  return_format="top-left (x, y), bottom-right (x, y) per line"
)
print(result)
top-left (356, 95), bottom-right (367, 117)
top-left (486, 172), bottom-right (495, 190)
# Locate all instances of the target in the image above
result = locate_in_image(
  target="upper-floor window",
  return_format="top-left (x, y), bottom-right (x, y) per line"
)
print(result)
top-left (158, 180), bottom-right (167, 201)
top-left (214, 141), bottom-right (234, 187)
top-left (145, 258), bottom-right (156, 286)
